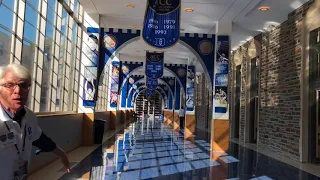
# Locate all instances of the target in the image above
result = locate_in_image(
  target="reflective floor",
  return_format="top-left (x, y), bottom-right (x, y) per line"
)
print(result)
top-left (60, 119), bottom-right (320, 180)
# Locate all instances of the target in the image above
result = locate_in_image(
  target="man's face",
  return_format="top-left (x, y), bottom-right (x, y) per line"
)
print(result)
top-left (0, 72), bottom-right (30, 112)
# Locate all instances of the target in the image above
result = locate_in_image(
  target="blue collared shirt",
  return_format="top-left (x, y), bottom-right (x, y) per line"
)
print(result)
top-left (1, 106), bottom-right (26, 126)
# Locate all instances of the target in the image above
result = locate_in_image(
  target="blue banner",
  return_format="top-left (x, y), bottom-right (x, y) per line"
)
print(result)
top-left (145, 52), bottom-right (164, 79)
top-left (214, 36), bottom-right (229, 114)
top-left (109, 61), bottom-right (120, 108)
top-left (142, 0), bottom-right (181, 49)
top-left (147, 89), bottom-right (155, 97)
top-left (146, 77), bottom-right (158, 90)
top-left (82, 28), bottom-right (99, 107)
top-left (186, 66), bottom-right (195, 111)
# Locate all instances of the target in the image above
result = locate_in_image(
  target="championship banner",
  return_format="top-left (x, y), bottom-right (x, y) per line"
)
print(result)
top-left (145, 52), bottom-right (164, 79)
top-left (147, 88), bottom-right (155, 97)
top-left (146, 77), bottom-right (158, 90)
top-left (214, 36), bottom-right (229, 114)
top-left (186, 66), bottom-right (195, 111)
top-left (109, 61), bottom-right (120, 108)
top-left (82, 28), bottom-right (99, 107)
top-left (142, 0), bottom-right (181, 49)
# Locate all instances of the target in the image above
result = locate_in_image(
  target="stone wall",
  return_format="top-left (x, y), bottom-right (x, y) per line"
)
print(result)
top-left (230, 0), bottom-right (314, 161)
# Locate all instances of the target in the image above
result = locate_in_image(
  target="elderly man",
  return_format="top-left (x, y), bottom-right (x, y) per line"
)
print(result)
top-left (0, 64), bottom-right (70, 179)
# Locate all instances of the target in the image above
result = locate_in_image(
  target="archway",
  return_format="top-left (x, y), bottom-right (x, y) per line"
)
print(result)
top-left (98, 28), bottom-right (216, 91)
top-left (120, 66), bottom-right (183, 109)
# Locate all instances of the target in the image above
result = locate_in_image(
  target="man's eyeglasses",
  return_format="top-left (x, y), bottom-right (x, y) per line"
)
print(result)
top-left (0, 83), bottom-right (30, 91)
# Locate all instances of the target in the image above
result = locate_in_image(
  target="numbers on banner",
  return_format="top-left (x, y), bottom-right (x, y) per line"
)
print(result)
top-left (164, 25), bottom-right (175, 30)
top-left (155, 30), bottom-right (167, 35)
top-left (164, 20), bottom-right (176, 24)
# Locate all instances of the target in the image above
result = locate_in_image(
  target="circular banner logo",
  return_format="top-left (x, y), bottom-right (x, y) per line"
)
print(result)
top-left (198, 40), bottom-right (213, 55)
top-left (148, 0), bottom-right (180, 14)
top-left (177, 68), bottom-right (186, 77)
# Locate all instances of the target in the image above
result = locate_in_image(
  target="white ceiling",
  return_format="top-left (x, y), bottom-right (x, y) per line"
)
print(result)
top-left (80, 0), bottom-right (309, 67)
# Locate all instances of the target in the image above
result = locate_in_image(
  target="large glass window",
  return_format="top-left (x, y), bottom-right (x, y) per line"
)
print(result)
top-left (3, 0), bottom-right (84, 113)
top-left (47, 6), bottom-right (56, 24)
top-left (21, 40), bottom-right (36, 75)
top-left (24, 20), bottom-right (39, 42)
top-left (2, 0), bottom-right (16, 11)
top-left (47, 0), bottom-right (56, 10)
top-left (0, 5), bottom-right (15, 31)
top-left (0, 27), bottom-right (12, 66)
top-left (26, 0), bottom-right (40, 10)
top-left (25, 5), bottom-right (39, 27)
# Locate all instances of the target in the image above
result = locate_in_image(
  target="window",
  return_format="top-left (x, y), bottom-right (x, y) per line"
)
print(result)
top-left (47, 6), bottom-right (56, 24)
top-left (0, 5), bottom-right (15, 31)
top-left (26, 0), bottom-right (39, 10)
top-left (25, 5), bottom-right (39, 28)
top-left (0, 27), bottom-right (12, 65)
top-left (2, 0), bottom-right (16, 11)
top-left (39, 21), bottom-right (55, 112)
top-left (23, 22), bottom-right (38, 44)
top-left (2, 0), bottom-right (84, 112)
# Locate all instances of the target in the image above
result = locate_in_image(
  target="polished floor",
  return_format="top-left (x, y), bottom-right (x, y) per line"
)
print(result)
top-left (59, 118), bottom-right (320, 180)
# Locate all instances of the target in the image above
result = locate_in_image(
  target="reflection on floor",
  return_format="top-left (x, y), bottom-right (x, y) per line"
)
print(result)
top-left (59, 119), bottom-right (320, 180)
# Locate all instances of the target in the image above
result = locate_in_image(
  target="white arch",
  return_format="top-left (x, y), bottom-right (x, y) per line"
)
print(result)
top-left (120, 66), bottom-right (183, 97)
top-left (127, 78), bottom-right (174, 104)
top-left (102, 36), bottom-right (212, 91)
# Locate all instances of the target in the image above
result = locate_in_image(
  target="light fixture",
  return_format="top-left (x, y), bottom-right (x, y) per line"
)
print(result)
top-left (258, 6), bottom-right (270, 11)
top-left (185, 8), bottom-right (194, 12)
top-left (126, 4), bottom-right (135, 8)
top-left (129, 25), bottom-right (137, 29)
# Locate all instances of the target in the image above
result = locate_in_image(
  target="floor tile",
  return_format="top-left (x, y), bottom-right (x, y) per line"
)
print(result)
top-left (158, 157), bottom-right (174, 166)
top-left (120, 170), bottom-right (140, 180)
top-left (160, 164), bottom-right (179, 176)
top-left (141, 167), bottom-right (159, 179)
top-left (141, 159), bottom-right (158, 168)
top-left (176, 162), bottom-right (193, 172)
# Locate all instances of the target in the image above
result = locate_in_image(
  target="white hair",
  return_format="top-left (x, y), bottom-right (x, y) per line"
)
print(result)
top-left (0, 64), bottom-right (31, 85)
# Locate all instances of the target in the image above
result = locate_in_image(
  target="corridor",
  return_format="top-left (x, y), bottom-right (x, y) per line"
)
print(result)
top-left (57, 118), bottom-right (319, 180)
top-left (2, 0), bottom-right (320, 179)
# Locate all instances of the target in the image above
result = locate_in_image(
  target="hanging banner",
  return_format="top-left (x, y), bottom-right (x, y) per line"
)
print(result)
top-left (145, 52), bottom-right (164, 79)
top-left (109, 61), bottom-right (120, 108)
top-left (186, 66), bottom-right (195, 112)
top-left (142, 0), bottom-right (181, 49)
top-left (82, 28), bottom-right (99, 107)
top-left (146, 77), bottom-right (158, 90)
top-left (147, 89), bottom-right (155, 97)
top-left (214, 36), bottom-right (229, 114)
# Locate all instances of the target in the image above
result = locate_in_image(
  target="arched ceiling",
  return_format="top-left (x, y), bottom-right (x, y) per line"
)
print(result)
top-left (80, 0), bottom-right (309, 58)
top-left (119, 39), bottom-right (194, 65)
top-left (132, 68), bottom-right (175, 78)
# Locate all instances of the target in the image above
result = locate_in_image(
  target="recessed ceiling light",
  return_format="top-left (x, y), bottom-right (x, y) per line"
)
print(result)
top-left (185, 8), bottom-right (194, 12)
top-left (129, 25), bottom-right (137, 28)
top-left (258, 6), bottom-right (270, 11)
top-left (126, 4), bottom-right (135, 8)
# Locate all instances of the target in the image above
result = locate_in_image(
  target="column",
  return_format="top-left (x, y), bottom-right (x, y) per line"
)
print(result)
top-left (211, 20), bottom-right (232, 161)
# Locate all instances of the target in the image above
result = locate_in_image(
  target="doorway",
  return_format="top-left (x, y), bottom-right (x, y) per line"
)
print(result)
top-left (249, 58), bottom-right (259, 144)
top-left (309, 27), bottom-right (320, 163)
top-left (234, 65), bottom-right (241, 138)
